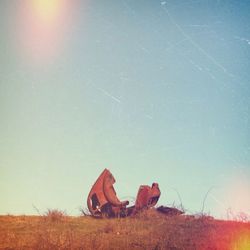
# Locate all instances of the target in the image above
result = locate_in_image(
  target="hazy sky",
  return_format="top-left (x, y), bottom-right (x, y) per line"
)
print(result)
top-left (1, 0), bottom-right (250, 218)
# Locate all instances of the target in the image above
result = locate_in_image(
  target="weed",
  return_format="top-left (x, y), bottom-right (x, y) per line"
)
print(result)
top-left (44, 209), bottom-right (67, 222)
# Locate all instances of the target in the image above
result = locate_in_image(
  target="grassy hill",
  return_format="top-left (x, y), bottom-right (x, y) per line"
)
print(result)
top-left (0, 209), bottom-right (249, 250)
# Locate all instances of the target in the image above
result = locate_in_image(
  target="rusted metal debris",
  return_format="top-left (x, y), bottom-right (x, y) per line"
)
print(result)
top-left (87, 169), bottom-right (161, 218)
top-left (157, 206), bottom-right (184, 216)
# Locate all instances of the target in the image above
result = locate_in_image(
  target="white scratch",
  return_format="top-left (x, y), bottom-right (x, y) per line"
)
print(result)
top-left (189, 59), bottom-right (203, 71)
top-left (165, 38), bottom-right (189, 52)
top-left (162, 144), bottom-right (185, 152)
top-left (162, 6), bottom-right (232, 77)
top-left (209, 194), bottom-right (227, 210)
top-left (234, 36), bottom-right (250, 45)
top-left (140, 46), bottom-right (150, 54)
top-left (183, 24), bottom-right (209, 28)
top-left (145, 114), bottom-right (153, 120)
top-left (97, 87), bottom-right (121, 103)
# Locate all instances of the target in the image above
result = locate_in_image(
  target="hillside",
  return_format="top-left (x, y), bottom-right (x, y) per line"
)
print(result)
top-left (0, 209), bottom-right (249, 250)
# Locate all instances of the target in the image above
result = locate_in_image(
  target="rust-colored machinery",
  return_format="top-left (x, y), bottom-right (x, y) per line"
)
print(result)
top-left (87, 169), bottom-right (161, 218)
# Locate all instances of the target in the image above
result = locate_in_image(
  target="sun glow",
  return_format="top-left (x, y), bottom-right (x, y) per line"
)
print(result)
top-left (212, 170), bottom-right (250, 219)
top-left (16, 0), bottom-right (77, 64)
top-left (30, 0), bottom-right (63, 23)
top-left (225, 173), bottom-right (250, 216)
top-left (231, 232), bottom-right (250, 250)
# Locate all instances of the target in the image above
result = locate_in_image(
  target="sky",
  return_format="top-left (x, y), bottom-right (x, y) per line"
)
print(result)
top-left (0, 0), bottom-right (250, 219)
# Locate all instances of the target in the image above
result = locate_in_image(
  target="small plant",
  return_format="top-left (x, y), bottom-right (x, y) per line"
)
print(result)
top-left (79, 207), bottom-right (91, 217)
top-left (227, 208), bottom-right (250, 222)
top-left (44, 209), bottom-right (67, 222)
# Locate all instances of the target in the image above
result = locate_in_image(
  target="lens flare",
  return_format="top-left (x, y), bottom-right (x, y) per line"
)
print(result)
top-left (30, 0), bottom-right (63, 23)
top-left (212, 170), bottom-right (250, 219)
top-left (230, 231), bottom-right (250, 250)
top-left (225, 173), bottom-right (250, 216)
top-left (15, 0), bottom-right (77, 64)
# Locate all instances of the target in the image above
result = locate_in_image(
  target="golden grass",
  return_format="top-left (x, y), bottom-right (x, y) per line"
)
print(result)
top-left (0, 209), bottom-right (249, 250)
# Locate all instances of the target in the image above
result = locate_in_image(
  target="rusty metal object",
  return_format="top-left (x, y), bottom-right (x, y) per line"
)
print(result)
top-left (157, 206), bottom-right (184, 216)
top-left (87, 169), bottom-right (129, 217)
top-left (87, 168), bottom-right (160, 218)
top-left (132, 183), bottom-right (161, 215)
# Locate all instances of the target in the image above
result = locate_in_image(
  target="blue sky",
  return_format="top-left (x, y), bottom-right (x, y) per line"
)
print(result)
top-left (0, 0), bottom-right (250, 218)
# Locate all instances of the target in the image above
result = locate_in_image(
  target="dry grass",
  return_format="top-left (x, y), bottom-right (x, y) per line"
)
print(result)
top-left (0, 209), bottom-right (249, 250)
top-left (44, 209), bottom-right (67, 223)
